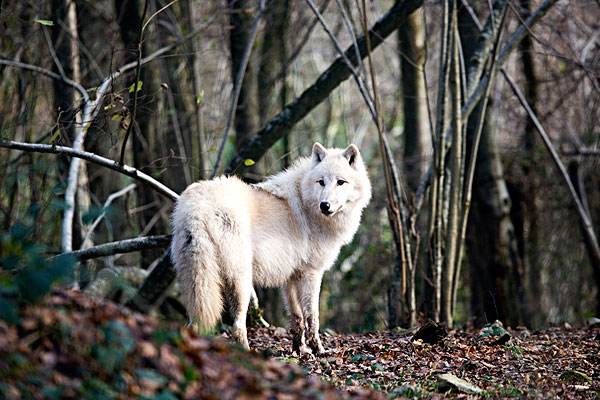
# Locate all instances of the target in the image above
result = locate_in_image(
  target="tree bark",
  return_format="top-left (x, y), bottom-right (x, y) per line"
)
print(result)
top-left (185, 0), bottom-right (209, 179)
top-left (568, 161), bottom-right (600, 315)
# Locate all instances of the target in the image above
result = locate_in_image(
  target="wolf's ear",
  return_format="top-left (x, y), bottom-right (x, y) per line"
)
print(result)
top-left (312, 142), bottom-right (327, 164)
top-left (343, 144), bottom-right (360, 167)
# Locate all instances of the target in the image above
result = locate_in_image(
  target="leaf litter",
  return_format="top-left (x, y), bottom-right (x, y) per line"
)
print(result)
top-left (1, 289), bottom-right (599, 399)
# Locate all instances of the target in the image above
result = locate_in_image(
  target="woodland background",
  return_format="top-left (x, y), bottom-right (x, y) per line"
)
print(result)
top-left (1, 0), bottom-right (599, 336)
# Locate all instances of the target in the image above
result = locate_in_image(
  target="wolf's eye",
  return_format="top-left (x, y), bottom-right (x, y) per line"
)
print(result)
top-left (317, 179), bottom-right (325, 186)
top-left (337, 180), bottom-right (347, 186)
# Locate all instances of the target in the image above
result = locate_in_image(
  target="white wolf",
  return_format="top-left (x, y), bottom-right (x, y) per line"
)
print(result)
top-left (170, 143), bottom-right (371, 354)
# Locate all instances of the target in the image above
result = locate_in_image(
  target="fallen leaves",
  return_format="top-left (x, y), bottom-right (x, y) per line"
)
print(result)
top-left (249, 323), bottom-right (600, 398)
top-left (2, 290), bottom-right (599, 398)
top-left (0, 290), bottom-right (378, 399)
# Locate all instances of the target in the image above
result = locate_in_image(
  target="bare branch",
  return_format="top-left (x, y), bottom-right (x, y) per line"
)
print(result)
top-left (0, 139), bottom-right (179, 200)
top-left (503, 70), bottom-right (600, 266)
top-left (225, 0), bottom-right (424, 175)
top-left (51, 235), bottom-right (172, 262)
top-left (82, 184), bottom-right (137, 245)
top-left (0, 59), bottom-right (88, 102)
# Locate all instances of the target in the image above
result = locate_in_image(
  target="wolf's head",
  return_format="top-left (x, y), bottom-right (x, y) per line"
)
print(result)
top-left (301, 142), bottom-right (372, 218)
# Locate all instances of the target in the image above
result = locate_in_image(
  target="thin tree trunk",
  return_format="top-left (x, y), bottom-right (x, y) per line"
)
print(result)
top-left (227, 0), bottom-right (260, 152)
top-left (442, 7), bottom-right (463, 327)
top-left (428, 0), bottom-right (452, 323)
top-left (517, 0), bottom-right (542, 327)
top-left (186, 0), bottom-right (209, 179)
top-left (157, 1), bottom-right (192, 192)
top-left (399, 8), bottom-right (432, 192)
top-left (255, 0), bottom-right (290, 326)
top-left (114, 0), bottom-right (162, 268)
top-left (51, 0), bottom-right (79, 251)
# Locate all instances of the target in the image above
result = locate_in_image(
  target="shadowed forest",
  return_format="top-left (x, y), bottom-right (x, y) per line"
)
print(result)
top-left (1, 0), bottom-right (599, 398)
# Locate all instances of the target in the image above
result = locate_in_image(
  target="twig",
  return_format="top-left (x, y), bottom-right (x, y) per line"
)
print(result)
top-left (212, 0), bottom-right (266, 177)
top-left (0, 59), bottom-right (88, 102)
top-left (82, 184), bottom-right (137, 245)
top-left (0, 139), bottom-right (179, 200)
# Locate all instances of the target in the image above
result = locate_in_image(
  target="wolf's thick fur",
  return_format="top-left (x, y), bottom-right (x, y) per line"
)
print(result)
top-left (171, 143), bottom-right (371, 354)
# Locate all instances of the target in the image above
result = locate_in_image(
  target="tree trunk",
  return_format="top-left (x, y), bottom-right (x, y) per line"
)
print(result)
top-left (227, 0), bottom-right (260, 152)
top-left (568, 161), bottom-right (600, 315)
top-left (51, 0), bottom-right (93, 262)
top-left (114, 0), bottom-right (162, 268)
top-left (157, 0), bottom-right (193, 192)
top-left (185, 0), bottom-right (209, 179)
top-left (457, 5), bottom-right (527, 327)
top-left (399, 8), bottom-right (432, 192)
top-left (466, 103), bottom-right (526, 326)
top-left (258, 0), bottom-right (291, 169)
top-left (517, 0), bottom-right (542, 327)
top-left (255, 0), bottom-right (291, 326)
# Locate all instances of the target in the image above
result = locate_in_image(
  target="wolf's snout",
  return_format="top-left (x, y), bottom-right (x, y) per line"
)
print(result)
top-left (320, 201), bottom-right (332, 215)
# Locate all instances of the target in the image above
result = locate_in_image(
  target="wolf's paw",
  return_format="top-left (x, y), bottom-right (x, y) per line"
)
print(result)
top-left (307, 341), bottom-right (327, 357)
top-left (292, 343), bottom-right (313, 356)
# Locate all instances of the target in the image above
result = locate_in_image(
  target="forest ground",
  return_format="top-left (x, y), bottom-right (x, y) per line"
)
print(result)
top-left (248, 323), bottom-right (600, 399)
top-left (0, 290), bottom-right (598, 399)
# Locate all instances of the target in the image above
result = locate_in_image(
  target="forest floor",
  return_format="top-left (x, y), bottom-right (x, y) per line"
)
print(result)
top-left (0, 290), bottom-right (598, 399)
top-left (248, 323), bottom-right (600, 399)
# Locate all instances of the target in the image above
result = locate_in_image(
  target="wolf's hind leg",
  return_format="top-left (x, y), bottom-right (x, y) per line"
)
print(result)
top-left (298, 271), bottom-right (326, 355)
top-left (226, 273), bottom-right (252, 350)
top-left (284, 281), bottom-right (309, 354)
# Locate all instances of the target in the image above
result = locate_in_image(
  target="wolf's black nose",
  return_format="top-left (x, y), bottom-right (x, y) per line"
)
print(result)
top-left (320, 202), bottom-right (331, 213)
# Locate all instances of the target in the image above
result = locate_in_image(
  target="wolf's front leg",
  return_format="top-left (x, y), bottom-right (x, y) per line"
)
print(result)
top-left (299, 272), bottom-right (326, 355)
top-left (284, 281), bottom-right (310, 354)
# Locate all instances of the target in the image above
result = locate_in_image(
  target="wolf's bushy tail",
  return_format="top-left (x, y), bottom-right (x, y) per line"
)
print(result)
top-left (171, 227), bottom-right (223, 331)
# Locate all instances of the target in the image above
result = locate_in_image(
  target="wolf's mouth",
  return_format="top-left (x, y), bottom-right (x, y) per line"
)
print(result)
top-left (321, 209), bottom-right (334, 216)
